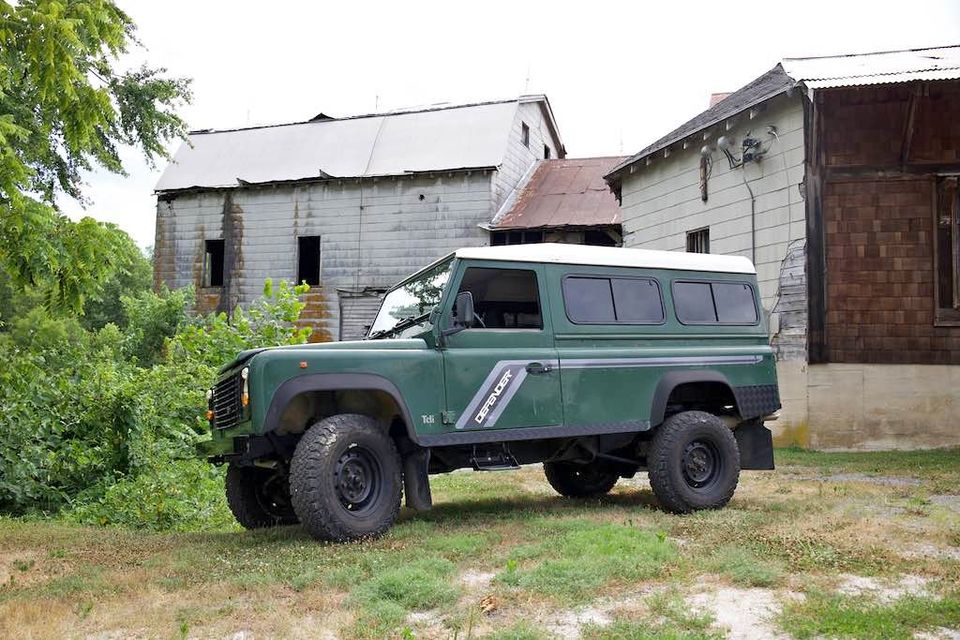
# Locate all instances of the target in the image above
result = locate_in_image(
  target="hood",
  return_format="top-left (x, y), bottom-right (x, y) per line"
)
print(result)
top-left (218, 338), bottom-right (427, 373)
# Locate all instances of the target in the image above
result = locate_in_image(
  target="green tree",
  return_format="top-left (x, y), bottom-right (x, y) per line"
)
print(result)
top-left (0, 0), bottom-right (190, 311)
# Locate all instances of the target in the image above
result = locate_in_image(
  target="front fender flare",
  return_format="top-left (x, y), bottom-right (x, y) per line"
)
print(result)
top-left (261, 373), bottom-right (421, 444)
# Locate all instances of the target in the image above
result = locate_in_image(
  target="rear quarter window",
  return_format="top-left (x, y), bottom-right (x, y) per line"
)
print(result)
top-left (673, 280), bottom-right (758, 325)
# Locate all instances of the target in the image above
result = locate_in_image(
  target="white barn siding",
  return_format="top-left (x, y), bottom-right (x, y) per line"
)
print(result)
top-left (492, 102), bottom-right (559, 213)
top-left (618, 94), bottom-right (807, 339)
top-left (157, 172), bottom-right (495, 341)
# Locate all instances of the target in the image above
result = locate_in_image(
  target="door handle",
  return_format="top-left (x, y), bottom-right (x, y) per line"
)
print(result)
top-left (526, 362), bottom-right (553, 375)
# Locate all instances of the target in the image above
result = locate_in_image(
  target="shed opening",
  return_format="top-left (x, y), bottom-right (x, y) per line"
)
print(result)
top-left (203, 239), bottom-right (225, 287)
top-left (297, 236), bottom-right (322, 286)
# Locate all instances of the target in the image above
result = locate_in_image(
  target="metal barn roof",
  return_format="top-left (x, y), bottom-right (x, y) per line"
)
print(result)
top-left (783, 45), bottom-right (960, 89)
top-left (155, 96), bottom-right (562, 192)
top-left (490, 157), bottom-right (626, 230)
top-left (607, 45), bottom-right (960, 183)
top-left (455, 243), bottom-right (756, 274)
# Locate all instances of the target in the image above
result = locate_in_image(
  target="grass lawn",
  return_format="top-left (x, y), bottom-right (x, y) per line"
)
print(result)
top-left (1, 448), bottom-right (959, 639)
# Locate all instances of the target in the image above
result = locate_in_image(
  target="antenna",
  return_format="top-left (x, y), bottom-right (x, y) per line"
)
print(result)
top-left (375, 94), bottom-right (380, 111)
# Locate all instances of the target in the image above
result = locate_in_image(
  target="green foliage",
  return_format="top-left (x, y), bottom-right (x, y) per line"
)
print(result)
top-left (0, 279), bottom-right (310, 530)
top-left (80, 235), bottom-right (153, 330)
top-left (702, 544), bottom-right (784, 587)
top-left (0, 0), bottom-right (190, 310)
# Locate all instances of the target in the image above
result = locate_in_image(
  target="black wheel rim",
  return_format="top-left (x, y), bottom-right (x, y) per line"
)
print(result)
top-left (334, 445), bottom-right (382, 515)
top-left (681, 439), bottom-right (722, 489)
top-left (254, 470), bottom-right (293, 520)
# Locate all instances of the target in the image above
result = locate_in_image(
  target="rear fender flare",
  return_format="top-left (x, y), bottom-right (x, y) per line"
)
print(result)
top-left (649, 370), bottom-right (734, 428)
top-left (262, 373), bottom-right (421, 445)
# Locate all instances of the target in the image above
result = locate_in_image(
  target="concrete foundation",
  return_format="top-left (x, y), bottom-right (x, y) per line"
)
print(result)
top-left (770, 362), bottom-right (960, 451)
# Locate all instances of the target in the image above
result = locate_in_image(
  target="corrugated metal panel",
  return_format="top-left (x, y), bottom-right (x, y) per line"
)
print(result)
top-left (339, 291), bottom-right (384, 341)
top-left (492, 157), bottom-right (626, 229)
top-left (783, 45), bottom-right (960, 89)
top-left (156, 100), bottom-right (522, 191)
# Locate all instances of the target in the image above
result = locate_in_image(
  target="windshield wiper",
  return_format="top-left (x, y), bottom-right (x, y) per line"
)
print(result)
top-left (368, 311), bottom-right (432, 340)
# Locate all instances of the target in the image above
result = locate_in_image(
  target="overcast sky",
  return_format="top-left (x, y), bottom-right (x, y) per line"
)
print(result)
top-left (60, 0), bottom-right (960, 248)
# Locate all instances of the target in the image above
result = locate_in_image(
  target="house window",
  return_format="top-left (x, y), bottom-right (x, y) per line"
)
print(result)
top-left (936, 177), bottom-right (960, 324)
top-left (490, 230), bottom-right (543, 246)
top-left (297, 235), bottom-right (322, 286)
top-left (521, 122), bottom-right (530, 148)
top-left (686, 228), bottom-right (710, 254)
top-left (544, 144), bottom-right (551, 159)
top-left (456, 267), bottom-right (541, 329)
top-left (203, 239), bottom-right (224, 287)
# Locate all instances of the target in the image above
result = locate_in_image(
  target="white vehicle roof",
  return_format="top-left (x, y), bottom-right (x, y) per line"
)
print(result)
top-left (454, 243), bottom-right (756, 274)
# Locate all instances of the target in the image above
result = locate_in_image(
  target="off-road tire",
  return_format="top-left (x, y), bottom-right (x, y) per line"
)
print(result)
top-left (225, 463), bottom-right (298, 529)
top-left (289, 414), bottom-right (402, 542)
top-left (648, 410), bottom-right (740, 513)
top-left (543, 461), bottom-right (619, 498)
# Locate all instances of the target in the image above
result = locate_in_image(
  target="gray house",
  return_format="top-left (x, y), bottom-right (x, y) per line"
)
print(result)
top-left (153, 96), bottom-right (565, 340)
top-left (605, 45), bottom-right (960, 450)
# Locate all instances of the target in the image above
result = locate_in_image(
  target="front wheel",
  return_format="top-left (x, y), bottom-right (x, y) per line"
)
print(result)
top-left (289, 414), bottom-right (402, 542)
top-left (544, 461), bottom-right (619, 498)
top-left (647, 410), bottom-right (740, 513)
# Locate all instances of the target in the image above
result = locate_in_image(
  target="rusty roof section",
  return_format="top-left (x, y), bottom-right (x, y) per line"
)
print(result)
top-left (491, 157), bottom-right (626, 230)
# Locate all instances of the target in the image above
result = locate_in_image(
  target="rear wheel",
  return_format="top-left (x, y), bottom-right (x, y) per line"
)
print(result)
top-left (289, 414), bottom-right (402, 542)
top-left (544, 461), bottom-right (619, 498)
top-left (225, 464), bottom-right (298, 529)
top-left (647, 410), bottom-right (740, 513)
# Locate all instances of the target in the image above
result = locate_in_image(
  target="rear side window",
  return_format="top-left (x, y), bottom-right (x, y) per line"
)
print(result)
top-left (673, 280), bottom-right (758, 325)
top-left (563, 276), bottom-right (664, 324)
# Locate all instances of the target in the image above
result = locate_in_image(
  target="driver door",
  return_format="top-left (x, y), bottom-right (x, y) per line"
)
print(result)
top-left (441, 262), bottom-right (562, 432)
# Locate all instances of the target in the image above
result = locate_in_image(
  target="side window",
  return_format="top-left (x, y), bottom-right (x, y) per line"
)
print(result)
top-left (673, 281), bottom-right (758, 325)
top-left (612, 278), bottom-right (664, 323)
top-left (563, 276), bottom-right (664, 324)
top-left (457, 267), bottom-right (542, 329)
top-left (563, 277), bottom-right (615, 323)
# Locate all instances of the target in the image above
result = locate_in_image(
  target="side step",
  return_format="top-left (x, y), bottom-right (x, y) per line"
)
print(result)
top-left (470, 445), bottom-right (520, 471)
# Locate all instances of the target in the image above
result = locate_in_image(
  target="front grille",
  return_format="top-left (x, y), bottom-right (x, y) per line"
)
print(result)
top-left (212, 372), bottom-right (243, 430)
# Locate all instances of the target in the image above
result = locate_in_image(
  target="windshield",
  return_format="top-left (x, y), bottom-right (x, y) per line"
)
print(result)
top-left (368, 258), bottom-right (453, 338)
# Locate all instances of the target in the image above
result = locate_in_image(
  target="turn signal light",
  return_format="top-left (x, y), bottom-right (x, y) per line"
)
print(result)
top-left (241, 392), bottom-right (249, 407)
top-left (205, 409), bottom-right (215, 420)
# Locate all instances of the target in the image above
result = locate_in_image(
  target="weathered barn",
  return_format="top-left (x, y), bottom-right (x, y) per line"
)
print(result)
top-left (605, 45), bottom-right (960, 450)
top-left (154, 96), bottom-right (566, 340)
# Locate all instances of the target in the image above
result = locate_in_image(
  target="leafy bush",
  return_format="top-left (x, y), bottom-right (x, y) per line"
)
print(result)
top-left (0, 278), bottom-right (311, 530)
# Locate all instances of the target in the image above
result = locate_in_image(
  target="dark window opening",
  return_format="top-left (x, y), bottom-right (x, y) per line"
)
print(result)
top-left (203, 239), bottom-right (224, 288)
top-left (687, 228), bottom-right (710, 253)
top-left (521, 121), bottom-right (530, 148)
top-left (490, 230), bottom-right (544, 246)
top-left (673, 280), bottom-right (758, 325)
top-left (456, 267), bottom-right (541, 329)
top-left (936, 177), bottom-right (959, 323)
top-left (297, 235), bottom-right (322, 286)
top-left (563, 276), bottom-right (663, 325)
top-left (583, 229), bottom-right (618, 247)
top-left (544, 144), bottom-right (551, 159)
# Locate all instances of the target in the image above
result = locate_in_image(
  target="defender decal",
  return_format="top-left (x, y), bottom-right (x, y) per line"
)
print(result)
top-left (454, 355), bottom-right (763, 431)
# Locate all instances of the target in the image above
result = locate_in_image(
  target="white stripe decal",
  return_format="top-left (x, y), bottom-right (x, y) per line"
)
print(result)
top-left (454, 354), bottom-right (763, 430)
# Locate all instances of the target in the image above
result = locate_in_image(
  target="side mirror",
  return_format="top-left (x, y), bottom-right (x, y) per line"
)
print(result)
top-left (444, 291), bottom-right (475, 336)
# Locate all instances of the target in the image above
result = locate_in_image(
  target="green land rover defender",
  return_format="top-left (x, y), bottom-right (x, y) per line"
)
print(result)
top-left (199, 244), bottom-right (780, 542)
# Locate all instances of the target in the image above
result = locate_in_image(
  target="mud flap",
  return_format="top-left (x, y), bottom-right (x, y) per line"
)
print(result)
top-left (403, 448), bottom-right (433, 511)
top-left (735, 422), bottom-right (775, 470)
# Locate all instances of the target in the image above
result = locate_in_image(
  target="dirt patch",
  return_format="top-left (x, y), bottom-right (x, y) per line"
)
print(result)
top-left (821, 473), bottom-right (921, 487)
top-left (915, 628), bottom-right (960, 640)
top-left (687, 587), bottom-right (793, 640)
top-left (836, 574), bottom-right (931, 603)
top-left (460, 570), bottom-right (496, 590)
top-left (930, 495), bottom-right (960, 514)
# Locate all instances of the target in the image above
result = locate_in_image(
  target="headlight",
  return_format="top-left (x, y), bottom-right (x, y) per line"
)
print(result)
top-left (241, 367), bottom-right (250, 407)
